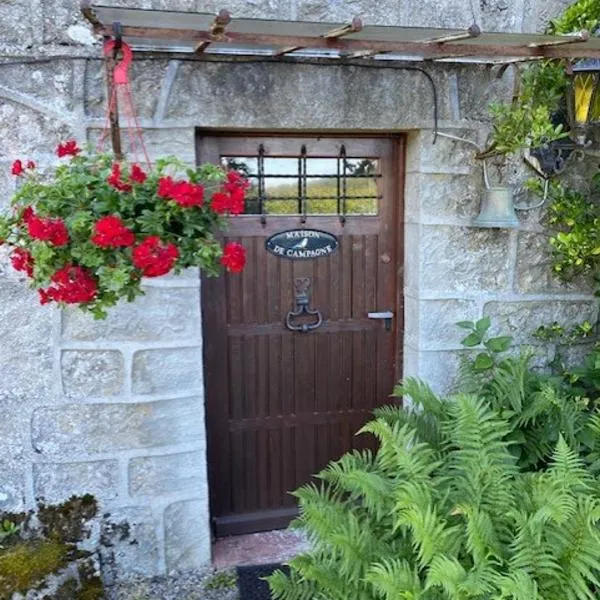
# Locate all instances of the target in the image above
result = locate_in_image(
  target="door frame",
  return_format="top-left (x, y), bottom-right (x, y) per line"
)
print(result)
top-left (196, 130), bottom-right (406, 536)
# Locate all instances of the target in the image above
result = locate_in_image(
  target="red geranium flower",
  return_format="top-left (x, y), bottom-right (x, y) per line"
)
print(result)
top-left (10, 248), bottom-right (34, 277)
top-left (157, 176), bottom-right (204, 207)
top-left (210, 192), bottom-right (232, 215)
top-left (56, 140), bottom-right (81, 158)
top-left (26, 160), bottom-right (36, 170)
top-left (40, 264), bottom-right (98, 304)
top-left (91, 215), bottom-right (135, 248)
top-left (132, 236), bottom-right (179, 277)
top-left (11, 160), bottom-right (24, 176)
top-left (130, 164), bottom-right (147, 184)
top-left (22, 206), bottom-right (34, 224)
top-left (27, 215), bottom-right (69, 247)
top-left (209, 171), bottom-right (249, 215)
top-left (220, 242), bottom-right (246, 273)
top-left (107, 163), bottom-right (133, 193)
top-left (224, 170), bottom-right (250, 194)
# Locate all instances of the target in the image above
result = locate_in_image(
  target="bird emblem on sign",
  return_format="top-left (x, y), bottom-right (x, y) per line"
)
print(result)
top-left (290, 237), bottom-right (309, 250)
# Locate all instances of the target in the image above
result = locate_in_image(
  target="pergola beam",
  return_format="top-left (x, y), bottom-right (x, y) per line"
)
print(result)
top-left (528, 30), bottom-right (589, 48)
top-left (82, 8), bottom-right (600, 61)
top-left (323, 17), bottom-right (363, 39)
top-left (194, 9), bottom-right (231, 53)
top-left (422, 24), bottom-right (481, 44)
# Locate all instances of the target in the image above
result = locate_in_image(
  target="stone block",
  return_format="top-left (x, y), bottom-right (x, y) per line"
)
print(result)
top-left (479, 0), bottom-right (525, 33)
top-left (85, 59), bottom-right (171, 120)
top-left (523, 0), bottom-right (572, 33)
top-left (405, 172), bottom-right (482, 223)
top-left (409, 349), bottom-right (465, 395)
top-left (0, 101), bottom-right (73, 163)
top-left (405, 297), bottom-right (480, 349)
top-left (515, 231), bottom-right (593, 294)
top-left (457, 64), bottom-right (515, 122)
top-left (0, 283), bottom-right (54, 397)
top-left (33, 460), bottom-right (119, 504)
top-left (86, 127), bottom-right (196, 165)
top-left (0, 60), bottom-right (74, 113)
top-left (165, 61), bottom-right (449, 127)
top-left (129, 450), bottom-right (207, 497)
top-left (61, 350), bottom-right (125, 399)
top-left (415, 128), bottom-right (481, 173)
top-left (0, 463), bottom-right (25, 512)
top-left (419, 225), bottom-right (511, 293)
top-left (62, 287), bottom-right (201, 342)
top-left (197, 0), bottom-right (291, 18)
top-left (483, 300), bottom-right (598, 345)
top-left (0, 165), bottom-right (16, 211)
top-left (0, 0), bottom-right (33, 44)
top-left (31, 397), bottom-right (205, 457)
top-left (164, 499), bottom-right (211, 572)
top-left (132, 348), bottom-right (203, 395)
top-left (100, 507), bottom-right (160, 583)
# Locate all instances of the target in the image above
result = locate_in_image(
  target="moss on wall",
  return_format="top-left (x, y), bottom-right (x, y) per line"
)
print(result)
top-left (0, 539), bottom-right (72, 598)
top-left (0, 495), bottom-right (104, 599)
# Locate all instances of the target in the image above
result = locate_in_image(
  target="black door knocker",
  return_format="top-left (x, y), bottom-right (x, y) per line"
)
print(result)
top-left (285, 277), bottom-right (323, 332)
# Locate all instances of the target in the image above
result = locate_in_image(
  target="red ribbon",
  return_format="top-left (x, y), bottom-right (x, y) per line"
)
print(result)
top-left (99, 40), bottom-right (151, 168)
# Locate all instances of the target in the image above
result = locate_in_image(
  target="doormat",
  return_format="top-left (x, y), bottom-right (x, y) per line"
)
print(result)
top-left (237, 563), bottom-right (290, 600)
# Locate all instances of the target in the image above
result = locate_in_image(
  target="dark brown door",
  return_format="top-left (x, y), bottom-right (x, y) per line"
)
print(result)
top-left (198, 134), bottom-right (403, 537)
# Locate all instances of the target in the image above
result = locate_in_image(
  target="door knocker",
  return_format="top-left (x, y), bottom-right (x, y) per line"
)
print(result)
top-left (285, 277), bottom-right (323, 332)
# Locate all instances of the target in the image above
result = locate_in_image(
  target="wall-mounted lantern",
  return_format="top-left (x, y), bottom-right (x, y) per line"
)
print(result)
top-left (528, 59), bottom-right (600, 177)
top-left (567, 58), bottom-right (600, 145)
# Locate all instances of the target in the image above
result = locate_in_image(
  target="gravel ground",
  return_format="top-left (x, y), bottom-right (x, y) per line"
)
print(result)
top-left (105, 569), bottom-right (240, 600)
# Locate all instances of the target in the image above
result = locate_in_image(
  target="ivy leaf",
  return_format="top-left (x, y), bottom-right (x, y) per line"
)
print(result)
top-left (473, 352), bottom-right (494, 371)
top-left (484, 336), bottom-right (512, 353)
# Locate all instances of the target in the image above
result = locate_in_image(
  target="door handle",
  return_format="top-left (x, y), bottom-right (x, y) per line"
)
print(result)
top-left (368, 311), bottom-right (394, 332)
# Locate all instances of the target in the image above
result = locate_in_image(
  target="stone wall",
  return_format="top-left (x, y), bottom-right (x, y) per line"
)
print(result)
top-left (0, 0), bottom-right (596, 581)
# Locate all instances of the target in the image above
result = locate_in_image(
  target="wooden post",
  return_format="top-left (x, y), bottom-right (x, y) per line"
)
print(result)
top-left (104, 54), bottom-right (123, 160)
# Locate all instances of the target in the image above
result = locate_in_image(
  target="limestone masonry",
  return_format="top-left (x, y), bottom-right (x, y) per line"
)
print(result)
top-left (0, 0), bottom-right (595, 580)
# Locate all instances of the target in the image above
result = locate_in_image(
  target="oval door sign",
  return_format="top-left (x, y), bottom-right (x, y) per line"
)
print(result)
top-left (265, 229), bottom-right (339, 260)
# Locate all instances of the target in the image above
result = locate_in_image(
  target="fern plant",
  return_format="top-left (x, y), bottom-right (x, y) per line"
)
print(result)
top-left (268, 395), bottom-right (600, 600)
top-left (456, 318), bottom-right (600, 471)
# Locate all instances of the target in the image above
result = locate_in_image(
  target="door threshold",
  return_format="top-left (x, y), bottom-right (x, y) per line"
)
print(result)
top-left (212, 528), bottom-right (310, 570)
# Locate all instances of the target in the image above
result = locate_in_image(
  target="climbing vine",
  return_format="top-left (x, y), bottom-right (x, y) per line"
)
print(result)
top-left (487, 0), bottom-right (600, 290)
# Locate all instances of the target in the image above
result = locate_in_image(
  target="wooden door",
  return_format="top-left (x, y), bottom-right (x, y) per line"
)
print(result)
top-left (198, 134), bottom-right (404, 537)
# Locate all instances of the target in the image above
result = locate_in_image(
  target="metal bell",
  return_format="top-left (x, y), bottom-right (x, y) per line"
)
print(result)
top-left (472, 186), bottom-right (520, 229)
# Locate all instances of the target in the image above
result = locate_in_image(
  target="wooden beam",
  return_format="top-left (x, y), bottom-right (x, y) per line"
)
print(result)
top-left (272, 46), bottom-right (303, 57)
top-left (528, 30), bottom-right (588, 48)
top-left (80, 0), bottom-right (101, 28)
top-left (194, 9), bottom-right (231, 53)
top-left (423, 24), bottom-right (481, 44)
top-left (323, 17), bottom-right (363, 39)
top-left (91, 24), bottom-right (600, 60)
top-left (344, 50), bottom-right (383, 59)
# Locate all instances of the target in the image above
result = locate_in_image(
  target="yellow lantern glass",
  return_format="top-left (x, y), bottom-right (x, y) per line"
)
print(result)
top-left (572, 60), bottom-right (600, 127)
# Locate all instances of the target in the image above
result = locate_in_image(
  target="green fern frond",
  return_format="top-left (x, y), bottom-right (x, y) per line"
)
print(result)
top-left (365, 559), bottom-right (424, 600)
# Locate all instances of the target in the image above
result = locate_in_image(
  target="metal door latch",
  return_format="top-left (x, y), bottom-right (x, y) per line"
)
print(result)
top-left (368, 311), bottom-right (394, 332)
top-left (285, 278), bottom-right (323, 333)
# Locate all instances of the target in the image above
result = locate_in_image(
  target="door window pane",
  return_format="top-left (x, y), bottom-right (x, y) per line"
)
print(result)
top-left (221, 153), bottom-right (380, 216)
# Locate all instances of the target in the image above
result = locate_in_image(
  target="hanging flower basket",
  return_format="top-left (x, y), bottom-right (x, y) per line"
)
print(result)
top-left (1, 141), bottom-right (248, 319)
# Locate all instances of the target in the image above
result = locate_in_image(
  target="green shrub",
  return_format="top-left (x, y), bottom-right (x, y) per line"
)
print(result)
top-left (268, 394), bottom-right (600, 600)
